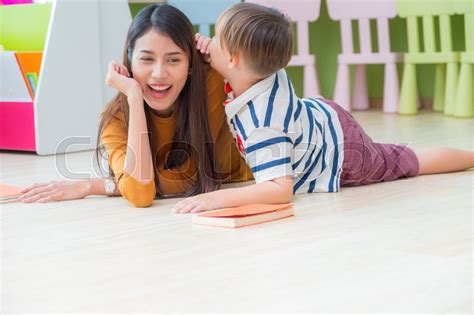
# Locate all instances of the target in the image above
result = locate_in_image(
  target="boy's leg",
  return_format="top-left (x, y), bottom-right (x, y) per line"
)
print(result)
top-left (414, 148), bottom-right (474, 175)
top-left (322, 98), bottom-right (419, 185)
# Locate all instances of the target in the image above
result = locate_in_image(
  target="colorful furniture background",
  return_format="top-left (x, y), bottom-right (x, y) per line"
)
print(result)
top-left (105, 1), bottom-right (473, 118)
top-left (0, 52), bottom-right (36, 151)
top-left (167, 0), bottom-right (240, 36)
top-left (327, 0), bottom-right (402, 113)
top-left (0, 0), bottom-right (131, 154)
top-left (244, 0), bottom-right (322, 98)
top-left (397, 0), bottom-right (460, 115)
top-left (1, 1), bottom-right (470, 156)
top-left (453, 0), bottom-right (473, 118)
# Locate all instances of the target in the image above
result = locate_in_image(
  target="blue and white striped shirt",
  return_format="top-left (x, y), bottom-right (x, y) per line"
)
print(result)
top-left (224, 69), bottom-right (344, 194)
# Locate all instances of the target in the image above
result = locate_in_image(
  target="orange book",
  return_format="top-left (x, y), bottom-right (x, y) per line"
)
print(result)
top-left (14, 52), bottom-right (42, 99)
top-left (0, 183), bottom-right (21, 204)
top-left (192, 203), bottom-right (293, 228)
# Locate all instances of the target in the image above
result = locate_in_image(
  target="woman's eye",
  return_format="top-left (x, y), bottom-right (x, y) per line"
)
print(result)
top-left (168, 58), bottom-right (180, 63)
top-left (141, 57), bottom-right (153, 61)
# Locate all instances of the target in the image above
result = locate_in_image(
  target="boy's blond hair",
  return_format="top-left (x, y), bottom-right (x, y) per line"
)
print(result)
top-left (217, 3), bottom-right (292, 77)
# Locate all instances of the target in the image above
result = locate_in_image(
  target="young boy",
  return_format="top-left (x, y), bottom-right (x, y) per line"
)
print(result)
top-left (172, 3), bottom-right (474, 214)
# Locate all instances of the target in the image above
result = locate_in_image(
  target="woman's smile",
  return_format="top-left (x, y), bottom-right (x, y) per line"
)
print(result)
top-left (147, 83), bottom-right (173, 99)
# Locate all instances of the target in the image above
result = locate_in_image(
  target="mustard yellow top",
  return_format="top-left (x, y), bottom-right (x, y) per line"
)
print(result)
top-left (101, 69), bottom-right (253, 207)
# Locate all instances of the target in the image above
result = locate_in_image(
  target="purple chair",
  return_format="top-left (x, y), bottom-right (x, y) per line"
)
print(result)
top-left (327, 0), bottom-right (402, 113)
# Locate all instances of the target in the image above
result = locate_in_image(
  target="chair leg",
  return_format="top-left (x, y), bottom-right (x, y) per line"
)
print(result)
top-left (433, 64), bottom-right (446, 112)
top-left (383, 62), bottom-right (399, 113)
top-left (333, 63), bottom-right (351, 111)
top-left (350, 64), bottom-right (369, 110)
top-left (303, 64), bottom-right (319, 98)
top-left (444, 62), bottom-right (458, 116)
top-left (352, 64), bottom-right (369, 110)
top-left (454, 63), bottom-right (473, 118)
top-left (399, 63), bottom-right (418, 115)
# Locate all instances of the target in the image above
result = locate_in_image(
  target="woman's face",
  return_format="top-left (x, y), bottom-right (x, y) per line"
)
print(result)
top-left (131, 29), bottom-right (190, 116)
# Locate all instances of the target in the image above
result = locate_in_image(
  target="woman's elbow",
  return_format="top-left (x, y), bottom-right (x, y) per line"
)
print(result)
top-left (119, 180), bottom-right (156, 208)
top-left (125, 192), bottom-right (155, 207)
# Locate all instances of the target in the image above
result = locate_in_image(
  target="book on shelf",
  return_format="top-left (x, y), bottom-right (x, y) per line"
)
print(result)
top-left (192, 203), bottom-right (294, 228)
top-left (26, 72), bottom-right (38, 96)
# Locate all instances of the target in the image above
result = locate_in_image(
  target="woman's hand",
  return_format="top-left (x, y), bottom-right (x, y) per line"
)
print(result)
top-left (18, 180), bottom-right (92, 203)
top-left (105, 60), bottom-right (142, 99)
top-left (195, 33), bottom-right (212, 63)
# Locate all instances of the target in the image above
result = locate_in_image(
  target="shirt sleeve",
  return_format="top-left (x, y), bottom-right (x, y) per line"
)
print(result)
top-left (100, 114), bottom-right (156, 207)
top-left (244, 127), bottom-right (294, 184)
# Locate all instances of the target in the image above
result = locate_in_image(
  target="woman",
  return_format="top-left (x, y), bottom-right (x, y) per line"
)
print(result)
top-left (19, 4), bottom-right (252, 207)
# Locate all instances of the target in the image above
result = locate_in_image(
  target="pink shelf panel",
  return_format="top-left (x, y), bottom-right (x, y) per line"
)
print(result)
top-left (0, 101), bottom-right (36, 151)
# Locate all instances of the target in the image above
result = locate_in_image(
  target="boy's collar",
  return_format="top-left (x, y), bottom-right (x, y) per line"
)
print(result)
top-left (223, 73), bottom-right (277, 118)
top-left (224, 81), bottom-right (233, 94)
top-left (222, 81), bottom-right (234, 106)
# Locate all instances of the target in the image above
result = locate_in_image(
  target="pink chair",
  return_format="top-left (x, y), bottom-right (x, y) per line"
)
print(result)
top-left (327, 0), bottom-right (402, 113)
top-left (1, 0), bottom-right (33, 4)
top-left (244, 0), bottom-right (321, 98)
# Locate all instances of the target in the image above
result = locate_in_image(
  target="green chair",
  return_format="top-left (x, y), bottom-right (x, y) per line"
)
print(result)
top-left (453, 0), bottom-right (474, 118)
top-left (397, 0), bottom-right (460, 115)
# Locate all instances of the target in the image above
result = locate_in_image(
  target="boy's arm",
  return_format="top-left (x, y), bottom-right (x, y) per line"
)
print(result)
top-left (172, 176), bottom-right (293, 213)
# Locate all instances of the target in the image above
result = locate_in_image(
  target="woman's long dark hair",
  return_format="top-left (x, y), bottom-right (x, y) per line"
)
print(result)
top-left (96, 4), bottom-right (220, 197)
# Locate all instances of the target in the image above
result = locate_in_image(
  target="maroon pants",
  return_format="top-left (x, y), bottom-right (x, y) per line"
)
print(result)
top-left (323, 99), bottom-right (419, 187)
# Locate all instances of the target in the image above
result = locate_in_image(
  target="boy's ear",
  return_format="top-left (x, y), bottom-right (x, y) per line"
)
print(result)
top-left (228, 52), bottom-right (240, 69)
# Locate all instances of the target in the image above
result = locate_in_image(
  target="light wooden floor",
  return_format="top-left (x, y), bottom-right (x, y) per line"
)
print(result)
top-left (1, 110), bottom-right (473, 313)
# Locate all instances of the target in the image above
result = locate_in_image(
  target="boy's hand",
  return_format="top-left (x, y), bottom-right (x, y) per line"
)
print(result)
top-left (172, 192), bottom-right (216, 214)
top-left (172, 176), bottom-right (293, 214)
top-left (195, 33), bottom-right (212, 63)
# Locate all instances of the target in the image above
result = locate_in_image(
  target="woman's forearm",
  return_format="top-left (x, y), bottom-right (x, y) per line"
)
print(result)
top-left (123, 94), bottom-right (154, 184)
